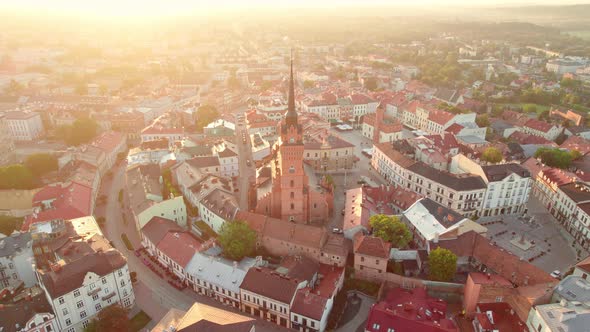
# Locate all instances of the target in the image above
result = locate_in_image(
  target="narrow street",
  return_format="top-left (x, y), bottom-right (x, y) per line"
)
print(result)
top-left (236, 121), bottom-right (256, 210)
top-left (98, 162), bottom-right (285, 331)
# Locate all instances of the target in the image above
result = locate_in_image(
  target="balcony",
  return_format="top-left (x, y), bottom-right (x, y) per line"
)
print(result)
top-left (87, 287), bottom-right (101, 297)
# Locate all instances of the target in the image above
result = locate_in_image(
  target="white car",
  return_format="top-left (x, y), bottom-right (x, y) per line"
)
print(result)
top-left (550, 270), bottom-right (562, 279)
top-left (332, 228), bottom-right (343, 234)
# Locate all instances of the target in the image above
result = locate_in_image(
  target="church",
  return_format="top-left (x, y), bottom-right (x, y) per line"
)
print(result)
top-left (254, 59), bottom-right (333, 224)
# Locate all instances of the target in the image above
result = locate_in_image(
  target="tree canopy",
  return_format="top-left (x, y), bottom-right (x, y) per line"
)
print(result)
top-left (218, 220), bottom-right (257, 261)
top-left (369, 215), bottom-right (412, 248)
top-left (25, 153), bottom-right (58, 177)
top-left (481, 147), bottom-right (503, 164)
top-left (56, 118), bottom-right (98, 146)
top-left (195, 105), bottom-right (220, 131)
top-left (0, 164), bottom-right (35, 189)
top-left (475, 114), bottom-right (490, 128)
top-left (428, 248), bottom-right (457, 282)
top-left (83, 304), bottom-right (129, 332)
top-left (534, 147), bottom-right (579, 169)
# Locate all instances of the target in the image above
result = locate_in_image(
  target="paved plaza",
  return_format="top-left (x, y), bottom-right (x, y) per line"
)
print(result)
top-left (478, 195), bottom-right (587, 274)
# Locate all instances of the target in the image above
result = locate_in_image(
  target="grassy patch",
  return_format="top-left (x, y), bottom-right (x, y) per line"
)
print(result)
top-left (129, 311), bottom-right (151, 332)
top-left (194, 220), bottom-right (217, 240)
top-left (565, 31), bottom-right (590, 40)
top-left (121, 233), bottom-right (134, 251)
top-left (0, 216), bottom-right (24, 236)
top-left (500, 103), bottom-right (550, 115)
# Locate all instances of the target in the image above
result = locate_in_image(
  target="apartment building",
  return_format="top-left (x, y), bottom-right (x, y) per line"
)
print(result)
top-left (353, 235), bottom-right (391, 282)
top-left (0, 232), bottom-right (36, 289)
top-left (0, 113), bottom-right (16, 165)
top-left (522, 118), bottom-right (563, 141)
top-left (33, 216), bottom-right (134, 332)
top-left (4, 111), bottom-right (44, 141)
top-left (450, 155), bottom-right (532, 217)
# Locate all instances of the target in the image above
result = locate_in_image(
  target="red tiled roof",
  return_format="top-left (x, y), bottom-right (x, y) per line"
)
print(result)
top-left (354, 235), bottom-right (391, 258)
top-left (91, 131), bottom-right (125, 153)
top-left (351, 93), bottom-right (375, 105)
top-left (428, 109), bottom-right (455, 126)
top-left (291, 288), bottom-right (328, 320)
top-left (240, 267), bottom-right (300, 304)
top-left (560, 135), bottom-right (590, 155)
top-left (469, 272), bottom-right (513, 287)
top-left (23, 182), bottom-right (93, 231)
top-left (141, 126), bottom-right (183, 135)
top-left (524, 118), bottom-right (555, 133)
top-left (509, 131), bottom-right (556, 146)
top-left (156, 232), bottom-right (203, 268)
top-left (374, 143), bottom-right (416, 168)
top-left (365, 287), bottom-right (457, 332)
top-left (474, 302), bottom-right (528, 332)
top-left (433, 231), bottom-right (556, 286)
top-left (445, 123), bottom-right (464, 135)
top-left (576, 255), bottom-right (590, 274)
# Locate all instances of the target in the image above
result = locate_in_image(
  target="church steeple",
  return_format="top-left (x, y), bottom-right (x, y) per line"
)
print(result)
top-left (285, 51), bottom-right (298, 126)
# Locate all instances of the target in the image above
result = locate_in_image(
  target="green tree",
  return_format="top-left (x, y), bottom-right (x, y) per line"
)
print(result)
top-left (218, 220), bottom-right (257, 260)
top-left (75, 82), bottom-right (88, 95)
top-left (534, 147), bottom-right (577, 169)
top-left (428, 248), bottom-right (457, 282)
top-left (364, 77), bottom-right (378, 91)
top-left (475, 114), bottom-right (490, 128)
top-left (84, 304), bottom-right (129, 332)
top-left (5, 79), bottom-right (24, 95)
top-left (25, 153), bottom-right (58, 177)
top-left (369, 215), bottom-right (412, 248)
top-left (56, 118), bottom-right (98, 146)
top-left (303, 80), bottom-right (315, 89)
top-left (481, 147), bottom-right (503, 164)
top-left (195, 105), bottom-right (220, 131)
top-left (0, 164), bottom-right (35, 189)
top-left (523, 104), bottom-right (537, 114)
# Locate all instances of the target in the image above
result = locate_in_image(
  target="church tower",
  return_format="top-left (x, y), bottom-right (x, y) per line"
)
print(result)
top-left (269, 56), bottom-right (310, 223)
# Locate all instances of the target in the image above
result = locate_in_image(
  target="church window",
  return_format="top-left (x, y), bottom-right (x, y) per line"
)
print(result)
top-left (290, 203), bottom-right (294, 210)
top-left (290, 192), bottom-right (295, 199)
top-left (290, 180), bottom-right (294, 187)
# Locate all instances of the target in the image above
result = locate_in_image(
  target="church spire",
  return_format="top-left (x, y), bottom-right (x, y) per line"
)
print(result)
top-left (285, 49), bottom-right (298, 126)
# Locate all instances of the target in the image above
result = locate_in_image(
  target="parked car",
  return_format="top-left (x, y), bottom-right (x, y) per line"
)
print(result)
top-left (332, 228), bottom-right (343, 234)
top-left (550, 270), bottom-right (562, 279)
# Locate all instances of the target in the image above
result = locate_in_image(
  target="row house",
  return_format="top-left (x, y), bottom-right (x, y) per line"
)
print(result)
top-left (521, 118), bottom-right (563, 141)
top-left (215, 146), bottom-right (239, 177)
top-left (362, 107), bottom-right (403, 143)
top-left (303, 134), bottom-right (356, 171)
top-left (450, 155), bottom-right (532, 216)
top-left (185, 253), bottom-right (261, 309)
top-left (247, 120), bottom-right (278, 137)
top-left (141, 216), bottom-right (213, 279)
top-left (87, 131), bottom-right (127, 176)
top-left (33, 217), bottom-right (134, 332)
top-left (0, 232), bottom-right (36, 289)
top-left (547, 182), bottom-right (590, 249)
top-left (198, 188), bottom-right (240, 233)
top-left (372, 143), bottom-right (487, 217)
top-left (140, 125), bottom-right (183, 149)
top-left (239, 267), bottom-right (304, 329)
top-left (0, 287), bottom-right (60, 332)
top-left (350, 94), bottom-right (378, 125)
top-left (22, 181), bottom-right (94, 231)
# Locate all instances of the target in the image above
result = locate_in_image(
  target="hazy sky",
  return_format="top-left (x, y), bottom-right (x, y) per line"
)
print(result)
top-left (2, 0), bottom-right (590, 18)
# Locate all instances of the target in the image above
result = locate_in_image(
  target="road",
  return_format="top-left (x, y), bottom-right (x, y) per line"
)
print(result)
top-left (235, 120), bottom-right (257, 210)
top-left (325, 128), bottom-right (390, 230)
top-left (98, 162), bottom-right (286, 331)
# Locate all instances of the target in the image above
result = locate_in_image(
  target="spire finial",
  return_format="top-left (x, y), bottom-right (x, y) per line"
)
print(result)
top-left (286, 48), bottom-right (297, 126)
